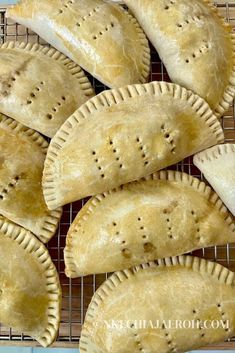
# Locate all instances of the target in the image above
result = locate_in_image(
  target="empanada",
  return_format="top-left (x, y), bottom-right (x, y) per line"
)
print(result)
top-left (0, 216), bottom-right (61, 347)
top-left (43, 82), bottom-right (224, 210)
top-left (123, 0), bottom-right (235, 117)
top-left (0, 114), bottom-right (62, 243)
top-left (80, 256), bottom-right (235, 353)
top-left (6, 0), bottom-right (150, 88)
top-left (64, 170), bottom-right (235, 277)
top-left (194, 144), bottom-right (235, 216)
top-left (0, 41), bottom-right (94, 137)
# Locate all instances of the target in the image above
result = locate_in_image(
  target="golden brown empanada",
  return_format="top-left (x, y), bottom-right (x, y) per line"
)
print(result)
top-left (43, 82), bottom-right (224, 210)
top-left (0, 114), bottom-right (62, 243)
top-left (6, 0), bottom-right (150, 88)
top-left (80, 256), bottom-right (235, 353)
top-left (123, 0), bottom-right (235, 117)
top-left (194, 144), bottom-right (235, 216)
top-left (64, 170), bottom-right (235, 277)
top-left (0, 216), bottom-right (61, 347)
top-left (0, 41), bottom-right (94, 137)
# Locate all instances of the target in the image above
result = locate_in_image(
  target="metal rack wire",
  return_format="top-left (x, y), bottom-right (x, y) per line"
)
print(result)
top-left (0, 1), bottom-right (234, 349)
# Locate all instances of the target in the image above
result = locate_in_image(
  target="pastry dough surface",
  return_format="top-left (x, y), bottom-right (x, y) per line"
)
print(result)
top-left (0, 216), bottom-right (61, 347)
top-left (64, 171), bottom-right (235, 277)
top-left (124, 0), bottom-right (235, 117)
top-left (0, 42), bottom-right (94, 137)
top-left (194, 144), bottom-right (235, 216)
top-left (6, 0), bottom-right (150, 88)
top-left (0, 115), bottom-right (62, 243)
top-left (80, 256), bottom-right (235, 353)
top-left (43, 82), bottom-right (224, 210)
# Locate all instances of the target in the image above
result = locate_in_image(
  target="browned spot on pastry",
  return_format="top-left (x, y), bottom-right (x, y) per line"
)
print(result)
top-left (122, 248), bottom-right (131, 258)
top-left (143, 242), bottom-right (155, 253)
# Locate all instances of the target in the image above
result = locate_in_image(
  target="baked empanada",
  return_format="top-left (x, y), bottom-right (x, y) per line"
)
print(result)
top-left (64, 170), bottom-right (235, 277)
top-left (0, 114), bottom-right (62, 243)
top-left (0, 216), bottom-right (61, 347)
top-left (194, 144), bottom-right (235, 216)
top-left (43, 82), bottom-right (224, 210)
top-left (0, 41), bottom-right (94, 138)
top-left (123, 0), bottom-right (235, 117)
top-left (80, 256), bottom-right (235, 353)
top-left (6, 0), bottom-right (150, 88)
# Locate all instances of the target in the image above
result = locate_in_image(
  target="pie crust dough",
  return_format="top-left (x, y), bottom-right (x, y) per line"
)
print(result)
top-left (80, 256), bottom-right (235, 353)
top-left (0, 216), bottom-right (61, 347)
top-left (194, 144), bottom-right (235, 216)
top-left (64, 170), bottom-right (235, 277)
top-left (6, 0), bottom-right (150, 88)
top-left (43, 82), bottom-right (224, 210)
top-left (123, 0), bottom-right (235, 117)
top-left (0, 41), bottom-right (94, 137)
top-left (0, 114), bottom-right (62, 243)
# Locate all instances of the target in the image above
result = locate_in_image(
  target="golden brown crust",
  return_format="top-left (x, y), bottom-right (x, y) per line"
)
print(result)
top-left (0, 216), bottom-right (61, 347)
top-left (43, 82), bottom-right (224, 210)
top-left (124, 0), bottom-right (235, 117)
top-left (0, 41), bottom-right (94, 137)
top-left (80, 255), bottom-right (235, 353)
top-left (6, 0), bottom-right (150, 88)
top-left (0, 115), bottom-right (62, 243)
top-left (64, 170), bottom-right (235, 277)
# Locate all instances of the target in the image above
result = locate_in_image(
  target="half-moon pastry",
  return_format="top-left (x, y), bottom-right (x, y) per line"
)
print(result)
top-left (0, 114), bottom-right (62, 243)
top-left (6, 0), bottom-right (150, 88)
top-left (43, 82), bottom-right (224, 210)
top-left (64, 170), bottom-right (235, 277)
top-left (194, 144), bottom-right (235, 216)
top-left (0, 216), bottom-right (61, 347)
top-left (123, 0), bottom-right (235, 117)
top-left (80, 256), bottom-right (235, 353)
top-left (0, 41), bottom-right (94, 137)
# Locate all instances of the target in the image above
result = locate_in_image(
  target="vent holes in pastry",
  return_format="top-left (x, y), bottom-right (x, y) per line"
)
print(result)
top-left (0, 195), bottom-right (3, 200)
top-left (11, 77), bottom-right (16, 82)
top-left (47, 114), bottom-right (53, 120)
top-left (27, 100), bottom-right (32, 105)
top-left (185, 59), bottom-right (190, 63)
top-left (113, 222), bottom-right (117, 227)
top-left (193, 310), bottom-right (197, 314)
top-left (15, 71), bottom-right (20, 76)
top-left (165, 5), bottom-right (169, 9)
top-left (119, 164), bottom-right (123, 169)
top-left (138, 217), bottom-right (141, 221)
top-left (101, 174), bottom-right (105, 178)
top-left (201, 333), bottom-right (205, 338)
top-left (92, 151), bottom-right (96, 155)
top-left (30, 93), bottom-right (35, 98)
top-left (143, 242), bottom-right (154, 252)
top-left (111, 22), bottom-right (114, 27)
top-left (62, 96), bottom-right (66, 101)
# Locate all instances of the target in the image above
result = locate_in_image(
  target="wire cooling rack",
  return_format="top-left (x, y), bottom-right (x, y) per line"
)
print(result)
top-left (0, 1), bottom-right (235, 349)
